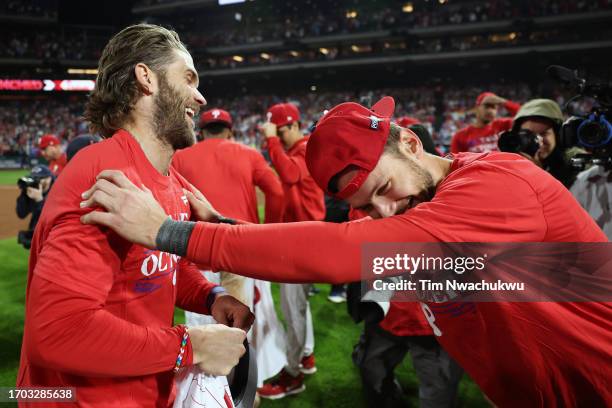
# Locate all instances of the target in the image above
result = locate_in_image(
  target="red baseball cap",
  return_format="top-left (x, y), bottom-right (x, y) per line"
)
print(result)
top-left (199, 108), bottom-right (233, 128)
top-left (475, 92), bottom-right (496, 106)
top-left (396, 116), bottom-right (420, 127)
top-left (38, 134), bottom-right (60, 150)
top-left (267, 103), bottom-right (300, 128)
top-left (306, 96), bottom-right (395, 199)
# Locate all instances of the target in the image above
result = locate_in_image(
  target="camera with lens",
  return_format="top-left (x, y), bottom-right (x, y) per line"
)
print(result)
top-left (498, 128), bottom-right (541, 157)
top-left (17, 176), bottom-right (40, 191)
top-left (547, 65), bottom-right (612, 170)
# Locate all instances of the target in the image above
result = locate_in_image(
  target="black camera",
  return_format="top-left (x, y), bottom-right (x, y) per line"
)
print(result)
top-left (17, 176), bottom-right (39, 191)
top-left (547, 65), bottom-right (612, 169)
top-left (498, 128), bottom-right (541, 157)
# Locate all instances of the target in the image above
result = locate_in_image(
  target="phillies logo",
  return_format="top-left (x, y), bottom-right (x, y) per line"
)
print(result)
top-left (140, 251), bottom-right (180, 277)
top-left (212, 109), bottom-right (221, 118)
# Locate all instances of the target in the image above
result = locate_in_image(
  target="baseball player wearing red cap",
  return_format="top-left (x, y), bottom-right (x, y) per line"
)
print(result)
top-left (172, 108), bottom-right (284, 305)
top-left (17, 24), bottom-right (253, 407)
top-left (38, 134), bottom-right (67, 176)
top-left (81, 96), bottom-right (611, 407)
top-left (253, 102), bottom-right (325, 398)
top-left (450, 92), bottom-right (520, 154)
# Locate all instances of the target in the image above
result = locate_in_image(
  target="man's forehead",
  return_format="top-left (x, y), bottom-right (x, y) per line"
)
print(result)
top-left (172, 49), bottom-right (197, 74)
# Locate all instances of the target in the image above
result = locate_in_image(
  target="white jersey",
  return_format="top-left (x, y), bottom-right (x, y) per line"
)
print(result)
top-left (570, 165), bottom-right (612, 240)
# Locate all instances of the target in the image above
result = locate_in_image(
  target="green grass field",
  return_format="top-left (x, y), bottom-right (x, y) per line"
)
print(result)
top-left (0, 169), bottom-right (28, 186)
top-left (0, 234), bottom-right (487, 407)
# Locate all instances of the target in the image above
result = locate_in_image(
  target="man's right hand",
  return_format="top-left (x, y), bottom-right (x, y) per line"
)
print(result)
top-left (26, 186), bottom-right (44, 202)
top-left (188, 324), bottom-right (247, 376)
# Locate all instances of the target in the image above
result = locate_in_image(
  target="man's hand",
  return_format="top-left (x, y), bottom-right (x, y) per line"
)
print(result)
top-left (188, 324), bottom-right (247, 376)
top-left (26, 186), bottom-right (44, 202)
top-left (79, 170), bottom-right (167, 248)
top-left (481, 93), bottom-right (507, 106)
top-left (183, 187), bottom-right (221, 222)
top-left (211, 293), bottom-right (255, 332)
top-left (258, 121), bottom-right (277, 138)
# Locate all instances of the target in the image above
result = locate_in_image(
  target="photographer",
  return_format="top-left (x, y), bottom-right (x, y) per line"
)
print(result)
top-left (16, 165), bottom-right (54, 248)
top-left (499, 99), bottom-right (584, 188)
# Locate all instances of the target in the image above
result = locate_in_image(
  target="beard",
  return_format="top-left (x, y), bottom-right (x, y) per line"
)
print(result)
top-left (396, 154), bottom-right (436, 214)
top-left (153, 74), bottom-right (196, 151)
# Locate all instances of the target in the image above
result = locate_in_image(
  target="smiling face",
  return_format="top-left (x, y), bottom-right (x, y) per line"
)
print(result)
top-left (338, 130), bottom-right (436, 219)
top-left (152, 50), bottom-right (205, 150)
top-left (476, 102), bottom-right (498, 125)
top-left (520, 118), bottom-right (556, 160)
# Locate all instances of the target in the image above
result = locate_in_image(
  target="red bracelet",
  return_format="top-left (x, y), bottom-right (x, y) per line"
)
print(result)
top-left (174, 327), bottom-right (189, 373)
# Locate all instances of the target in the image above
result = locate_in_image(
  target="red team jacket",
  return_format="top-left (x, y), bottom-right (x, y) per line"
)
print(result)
top-left (173, 138), bottom-right (284, 223)
top-left (48, 153), bottom-right (67, 176)
top-left (17, 130), bottom-right (217, 407)
top-left (184, 152), bottom-right (611, 407)
top-left (450, 101), bottom-right (520, 153)
top-left (267, 136), bottom-right (325, 222)
top-left (349, 208), bottom-right (432, 337)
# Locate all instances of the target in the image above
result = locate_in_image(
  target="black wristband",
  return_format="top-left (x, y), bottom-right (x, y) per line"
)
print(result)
top-left (155, 218), bottom-right (196, 257)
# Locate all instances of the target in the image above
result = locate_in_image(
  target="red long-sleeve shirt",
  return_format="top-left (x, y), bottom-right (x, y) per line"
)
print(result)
top-left (267, 136), bottom-right (325, 222)
top-left (184, 152), bottom-right (611, 407)
top-left (49, 153), bottom-right (67, 177)
top-left (18, 130), bottom-right (216, 407)
top-left (450, 100), bottom-right (520, 153)
top-left (173, 138), bottom-right (284, 223)
top-left (349, 209), bottom-right (432, 336)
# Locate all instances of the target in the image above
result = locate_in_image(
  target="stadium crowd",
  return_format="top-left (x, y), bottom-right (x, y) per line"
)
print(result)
top-left (1, 0), bottom-right (608, 63)
top-left (2, 82), bottom-right (580, 157)
top-left (175, 0), bottom-right (608, 47)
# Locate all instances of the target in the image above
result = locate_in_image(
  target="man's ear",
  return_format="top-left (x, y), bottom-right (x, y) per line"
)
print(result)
top-left (134, 63), bottom-right (156, 95)
top-left (399, 129), bottom-right (423, 157)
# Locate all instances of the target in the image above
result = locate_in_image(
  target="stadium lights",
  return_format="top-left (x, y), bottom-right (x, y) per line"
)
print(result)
top-left (289, 50), bottom-right (300, 57)
top-left (67, 68), bottom-right (98, 75)
top-left (319, 48), bottom-right (329, 55)
top-left (346, 10), bottom-right (358, 19)
top-left (402, 3), bottom-right (414, 13)
top-left (351, 45), bottom-right (360, 52)
top-left (509, 32), bottom-right (517, 40)
top-left (232, 55), bottom-right (244, 62)
top-left (310, 85), bottom-right (317, 91)
top-left (260, 53), bottom-right (270, 60)
top-left (438, 0), bottom-right (446, 4)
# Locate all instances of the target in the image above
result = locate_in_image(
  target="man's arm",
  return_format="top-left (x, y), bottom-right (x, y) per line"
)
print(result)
top-left (24, 274), bottom-right (192, 377)
top-left (176, 259), bottom-right (254, 331)
top-left (184, 217), bottom-right (437, 284)
top-left (252, 152), bottom-right (284, 223)
top-left (266, 137), bottom-right (304, 185)
top-left (16, 191), bottom-right (33, 219)
top-left (503, 100), bottom-right (521, 117)
top-left (175, 258), bottom-right (218, 315)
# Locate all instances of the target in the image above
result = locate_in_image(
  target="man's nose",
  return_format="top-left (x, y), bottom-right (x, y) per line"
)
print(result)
top-left (194, 88), bottom-right (206, 107)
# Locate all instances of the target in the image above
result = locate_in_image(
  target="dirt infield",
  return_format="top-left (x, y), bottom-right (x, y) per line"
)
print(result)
top-left (0, 186), bottom-right (28, 239)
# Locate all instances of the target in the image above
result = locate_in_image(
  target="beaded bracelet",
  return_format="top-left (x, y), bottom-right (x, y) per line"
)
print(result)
top-left (174, 327), bottom-right (189, 373)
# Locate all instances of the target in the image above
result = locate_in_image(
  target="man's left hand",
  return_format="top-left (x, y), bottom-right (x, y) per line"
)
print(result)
top-left (258, 121), bottom-right (277, 138)
top-left (210, 293), bottom-right (255, 332)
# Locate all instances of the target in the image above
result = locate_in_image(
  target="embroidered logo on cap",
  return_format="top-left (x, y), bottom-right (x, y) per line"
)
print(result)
top-left (369, 116), bottom-right (380, 130)
top-left (212, 110), bottom-right (221, 118)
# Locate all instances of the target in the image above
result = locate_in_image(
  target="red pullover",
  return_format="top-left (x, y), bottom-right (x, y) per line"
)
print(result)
top-left (185, 152), bottom-right (611, 407)
top-left (18, 130), bottom-right (217, 407)
top-left (451, 100), bottom-right (520, 153)
top-left (267, 136), bottom-right (325, 222)
top-left (173, 138), bottom-right (284, 223)
top-left (48, 153), bottom-right (67, 177)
